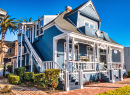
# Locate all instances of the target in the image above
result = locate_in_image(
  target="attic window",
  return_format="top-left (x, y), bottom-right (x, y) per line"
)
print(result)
top-left (85, 21), bottom-right (95, 29)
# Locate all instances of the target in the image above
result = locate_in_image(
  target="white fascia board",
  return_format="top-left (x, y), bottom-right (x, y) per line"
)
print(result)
top-left (22, 22), bottom-right (34, 25)
top-left (70, 32), bottom-right (124, 48)
top-left (53, 33), bottom-right (68, 40)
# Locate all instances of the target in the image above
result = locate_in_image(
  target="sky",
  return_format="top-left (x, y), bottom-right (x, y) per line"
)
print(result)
top-left (0, 0), bottom-right (130, 47)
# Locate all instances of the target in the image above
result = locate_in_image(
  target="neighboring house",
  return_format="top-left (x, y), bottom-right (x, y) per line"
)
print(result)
top-left (124, 47), bottom-right (130, 72)
top-left (0, 40), bottom-right (17, 65)
top-left (17, 0), bottom-right (126, 91)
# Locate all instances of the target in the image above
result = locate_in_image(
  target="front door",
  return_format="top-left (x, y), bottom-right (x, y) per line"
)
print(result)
top-left (100, 49), bottom-right (107, 68)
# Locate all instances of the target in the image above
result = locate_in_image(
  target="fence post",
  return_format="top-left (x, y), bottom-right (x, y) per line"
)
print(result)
top-left (64, 70), bottom-right (69, 91)
top-left (79, 70), bottom-right (83, 89)
top-left (119, 68), bottom-right (123, 81)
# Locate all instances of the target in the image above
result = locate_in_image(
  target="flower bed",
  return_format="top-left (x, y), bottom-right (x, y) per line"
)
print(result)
top-left (97, 85), bottom-right (130, 95)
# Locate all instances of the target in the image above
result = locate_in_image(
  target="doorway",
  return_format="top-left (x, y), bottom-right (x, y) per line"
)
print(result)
top-left (100, 49), bottom-right (107, 68)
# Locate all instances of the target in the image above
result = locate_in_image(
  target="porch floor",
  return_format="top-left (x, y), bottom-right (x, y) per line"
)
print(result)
top-left (51, 78), bottom-right (130, 95)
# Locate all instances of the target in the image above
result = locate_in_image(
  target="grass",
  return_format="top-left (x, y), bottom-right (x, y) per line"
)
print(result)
top-left (97, 85), bottom-right (130, 95)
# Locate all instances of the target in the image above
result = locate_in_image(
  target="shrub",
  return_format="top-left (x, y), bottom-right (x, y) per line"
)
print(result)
top-left (33, 73), bottom-right (45, 83)
top-left (7, 65), bottom-right (13, 73)
top-left (9, 75), bottom-right (21, 85)
top-left (6, 73), bottom-right (13, 79)
top-left (24, 72), bottom-right (34, 81)
top-left (45, 69), bottom-right (60, 89)
top-left (1, 85), bottom-right (12, 93)
top-left (97, 85), bottom-right (130, 95)
top-left (33, 65), bottom-right (39, 74)
top-left (14, 67), bottom-right (25, 78)
top-left (127, 71), bottom-right (130, 77)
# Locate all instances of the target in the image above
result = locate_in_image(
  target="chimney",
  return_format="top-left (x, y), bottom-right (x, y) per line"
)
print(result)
top-left (65, 6), bottom-right (72, 12)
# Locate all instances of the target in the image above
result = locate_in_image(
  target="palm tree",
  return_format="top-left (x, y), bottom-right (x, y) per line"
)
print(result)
top-left (19, 17), bottom-right (34, 22)
top-left (0, 15), bottom-right (19, 76)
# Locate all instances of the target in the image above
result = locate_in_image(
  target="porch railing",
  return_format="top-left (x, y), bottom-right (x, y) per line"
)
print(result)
top-left (69, 61), bottom-right (96, 71)
top-left (109, 62), bottom-right (122, 70)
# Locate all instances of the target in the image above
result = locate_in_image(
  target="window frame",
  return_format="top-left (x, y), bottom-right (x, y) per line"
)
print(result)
top-left (84, 20), bottom-right (95, 29)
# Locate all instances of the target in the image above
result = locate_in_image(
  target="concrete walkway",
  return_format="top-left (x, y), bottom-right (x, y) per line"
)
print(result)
top-left (51, 78), bottom-right (130, 95)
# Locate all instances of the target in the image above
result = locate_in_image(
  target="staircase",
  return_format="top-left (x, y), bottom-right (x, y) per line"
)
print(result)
top-left (32, 43), bottom-right (44, 61)
top-left (99, 63), bottom-right (110, 82)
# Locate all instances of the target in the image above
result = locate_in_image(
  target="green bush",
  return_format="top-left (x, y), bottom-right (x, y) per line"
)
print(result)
top-left (33, 65), bottom-right (39, 74)
top-left (14, 67), bottom-right (25, 77)
top-left (8, 75), bottom-right (21, 85)
top-left (7, 65), bottom-right (13, 73)
top-left (6, 73), bottom-right (13, 79)
top-left (33, 73), bottom-right (45, 83)
top-left (127, 71), bottom-right (130, 77)
top-left (24, 72), bottom-right (34, 81)
top-left (45, 69), bottom-right (60, 89)
top-left (97, 85), bottom-right (130, 95)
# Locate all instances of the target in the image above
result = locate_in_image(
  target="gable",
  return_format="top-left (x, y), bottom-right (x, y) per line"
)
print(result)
top-left (79, 1), bottom-right (101, 21)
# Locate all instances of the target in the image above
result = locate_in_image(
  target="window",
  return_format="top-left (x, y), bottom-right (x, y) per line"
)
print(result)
top-left (7, 48), bottom-right (11, 54)
top-left (40, 27), bottom-right (43, 34)
top-left (85, 21), bottom-right (95, 29)
top-left (85, 22), bottom-right (89, 26)
top-left (90, 24), bottom-right (94, 28)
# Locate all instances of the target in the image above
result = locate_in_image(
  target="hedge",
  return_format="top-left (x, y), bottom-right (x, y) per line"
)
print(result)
top-left (24, 72), bottom-right (34, 81)
top-left (7, 65), bottom-right (13, 73)
top-left (33, 73), bottom-right (45, 83)
top-left (14, 67), bottom-right (25, 77)
top-left (97, 85), bottom-right (130, 95)
top-left (9, 75), bottom-right (21, 85)
top-left (6, 73), bottom-right (13, 79)
top-left (45, 69), bottom-right (60, 88)
top-left (127, 71), bottom-right (130, 77)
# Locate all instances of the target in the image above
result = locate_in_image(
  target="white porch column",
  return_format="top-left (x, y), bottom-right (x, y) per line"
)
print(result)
top-left (31, 49), bottom-right (33, 72)
top-left (29, 28), bottom-right (31, 42)
top-left (106, 45), bottom-right (108, 69)
top-left (53, 39), bottom-right (57, 63)
top-left (120, 48), bottom-right (124, 69)
top-left (72, 37), bottom-right (75, 61)
top-left (32, 25), bottom-right (34, 43)
top-left (20, 25), bottom-right (24, 67)
top-left (109, 46), bottom-right (112, 69)
top-left (25, 25), bottom-right (26, 35)
top-left (66, 34), bottom-right (69, 70)
top-left (93, 42), bottom-right (96, 71)
top-left (17, 29), bottom-right (19, 68)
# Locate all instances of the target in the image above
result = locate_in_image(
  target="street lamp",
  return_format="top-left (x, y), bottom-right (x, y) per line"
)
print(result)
top-left (0, 8), bottom-right (8, 25)
top-left (2, 45), bottom-right (9, 77)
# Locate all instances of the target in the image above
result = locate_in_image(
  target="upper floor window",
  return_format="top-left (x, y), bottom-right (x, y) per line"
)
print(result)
top-left (85, 21), bottom-right (95, 29)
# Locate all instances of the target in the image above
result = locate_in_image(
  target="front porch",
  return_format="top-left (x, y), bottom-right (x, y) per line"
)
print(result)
top-left (53, 32), bottom-right (124, 72)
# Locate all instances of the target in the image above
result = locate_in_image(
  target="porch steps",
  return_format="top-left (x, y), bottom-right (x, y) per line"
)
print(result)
top-left (69, 75), bottom-right (80, 90)
top-left (101, 73), bottom-right (109, 82)
top-left (32, 43), bottom-right (44, 61)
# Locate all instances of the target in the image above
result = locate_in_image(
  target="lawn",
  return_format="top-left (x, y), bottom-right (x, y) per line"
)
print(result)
top-left (97, 85), bottom-right (130, 95)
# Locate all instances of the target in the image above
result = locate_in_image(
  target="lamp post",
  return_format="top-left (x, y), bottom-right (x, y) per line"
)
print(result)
top-left (0, 8), bottom-right (8, 25)
top-left (2, 45), bottom-right (9, 77)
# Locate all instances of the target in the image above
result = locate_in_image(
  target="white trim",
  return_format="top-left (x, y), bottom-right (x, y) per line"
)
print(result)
top-left (79, 0), bottom-right (100, 20)
top-left (84, 20), bottom-right (95, 29)
top-left (55, 23), bottom-right (70, 33)
top-left (70, 32), bottom-right (123, 48)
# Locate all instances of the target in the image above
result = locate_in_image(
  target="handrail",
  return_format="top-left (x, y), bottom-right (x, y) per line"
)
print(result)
top-left (99, 63), bottom-right (109, 77)
top-left (24, 35), bottom-right (42, 67)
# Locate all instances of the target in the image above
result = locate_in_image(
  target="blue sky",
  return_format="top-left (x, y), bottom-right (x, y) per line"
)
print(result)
top-left (0, 0), bottom-right (130, 46)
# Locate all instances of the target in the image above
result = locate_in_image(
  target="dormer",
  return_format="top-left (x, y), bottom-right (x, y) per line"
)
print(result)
top-left (67, 0), bottom-right (101, 31)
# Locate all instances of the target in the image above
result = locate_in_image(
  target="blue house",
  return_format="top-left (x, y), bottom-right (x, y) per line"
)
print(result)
top-left (16, 0), bottom-right (126, 91)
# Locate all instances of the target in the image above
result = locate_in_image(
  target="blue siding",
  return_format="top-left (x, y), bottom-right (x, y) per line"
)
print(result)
top-left (68, 12), bottom-right (78, 26)
top-left (112, 50), bottom-right (121, 62)
top-left (83, 73), bottom-right (99, 83)
top-left (34, 26), bottom-right (63, 61)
